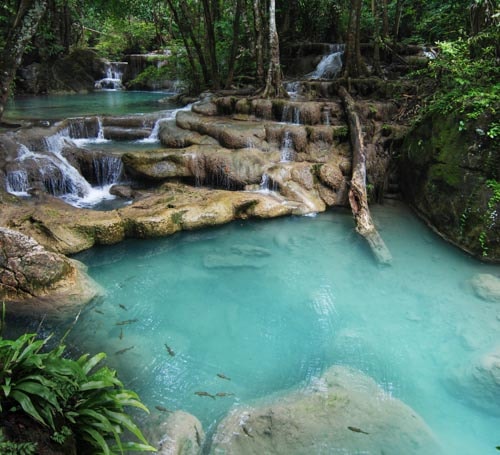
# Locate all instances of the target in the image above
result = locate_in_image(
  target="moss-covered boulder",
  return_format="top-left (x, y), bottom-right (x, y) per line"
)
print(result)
top-left (400, 113), bottom-right (499, 261)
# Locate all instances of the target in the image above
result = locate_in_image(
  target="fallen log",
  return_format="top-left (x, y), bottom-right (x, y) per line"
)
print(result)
top-left (338, 86), bottom-right (392, 265)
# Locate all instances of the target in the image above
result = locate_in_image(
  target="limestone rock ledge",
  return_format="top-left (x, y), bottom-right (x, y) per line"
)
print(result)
top-left (0, 227), bottom-right (101, 317)
top-left (0, 183), bottom-right (299, 256)
top-left (210, 365), bottom-right (443, 455)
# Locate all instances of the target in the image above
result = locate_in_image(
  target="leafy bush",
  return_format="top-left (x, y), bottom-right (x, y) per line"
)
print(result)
top-left (0, 331), bottom-right (155, 454)
top-left (413, 29), bottom-right (499, 137)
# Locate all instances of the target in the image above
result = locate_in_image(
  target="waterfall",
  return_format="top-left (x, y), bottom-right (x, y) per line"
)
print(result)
top-left (293, 107), bottom-right (301, 125)
top-left (70, 116), bottom-right (109, 147)
top-left (6, 170), bottom-right (29, 196)
top-left (92, 156), bottom-right (123, 187)
top-left (307, 44), bottom-right (345, 79)
top-left (281, 105), bottom-right (300, 124)
top-left (94, 62), bottom-right (127, 90)
top-left (285, 81), bottom-right (300, 97)
top-left (258, 174), bottom-right (278, 193)
top-left (280, 131), bottom-right (295, 162)
top-left (322, 109), bottom-right (331, 126)
top-left (138, 104), bottom-right (193, 143)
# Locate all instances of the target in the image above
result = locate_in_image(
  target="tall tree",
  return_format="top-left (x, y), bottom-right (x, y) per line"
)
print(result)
top-left (225, 0), bottom-right (244, 88)
top-left (201, 0), bottom-right (220, 89)
top-left (0, 0), bottom-right (48, 122)
top-left (261, 0), bottom-right (288, 98)
top-left (342, 0), bottom-right (366, 78)
top-left (253, 0), bottom-right (265, 86)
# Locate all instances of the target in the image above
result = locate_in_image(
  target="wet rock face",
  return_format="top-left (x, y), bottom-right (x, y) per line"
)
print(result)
top-left (400, 113), bottom-right (499, 261)
top-left (210, 366), bottom-right (442, 455)
top-left (0, 228), bottom-right (100, 317)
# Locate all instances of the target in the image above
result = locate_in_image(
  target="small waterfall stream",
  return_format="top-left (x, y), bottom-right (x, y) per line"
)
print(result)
top-left (94, 62), bottom-right (128, 90)
top-left (307, 44), bottom-right (345, 79)
top-left (280, 131), bottom-right (295, 162)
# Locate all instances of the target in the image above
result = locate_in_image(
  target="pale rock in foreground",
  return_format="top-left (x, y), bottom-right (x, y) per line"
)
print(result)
top-left (210, 365), bottom-right (442, 455)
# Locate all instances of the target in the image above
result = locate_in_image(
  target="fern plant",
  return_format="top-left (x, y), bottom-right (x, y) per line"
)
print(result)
top-left (0, 332), bottom-right (155, 454)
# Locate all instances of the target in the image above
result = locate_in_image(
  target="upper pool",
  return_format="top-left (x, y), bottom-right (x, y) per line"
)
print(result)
top-left (4, 91), bottom-right (175, 121)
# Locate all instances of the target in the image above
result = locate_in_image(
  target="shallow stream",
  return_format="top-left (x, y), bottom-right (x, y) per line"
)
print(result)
top-left (65, 203), bottom-right (500, 454)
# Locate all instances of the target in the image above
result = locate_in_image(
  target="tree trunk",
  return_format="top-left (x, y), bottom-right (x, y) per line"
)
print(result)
top-left (381, 0), bottom-right (389, 38)
top-left (225, 0), bottom-right (244, 89)
top-left (372, 0), bottom-right (382, 76)
top-left (393, 0), bottom-right (403, 41)
top-left (342, 0), bottom-right (366, 78)
top-left (202, 0), bottom-right (220, 89)
top-left (253, 0), bottom-right (265, 87)
top-left (261, 0), bottom-right (288, 98)
top-left (166, 0), bottom-right (211, 87)
top-left (338, 86), bottom-right (392, 265)
top-left (0, 0), bottom-right (48, 122)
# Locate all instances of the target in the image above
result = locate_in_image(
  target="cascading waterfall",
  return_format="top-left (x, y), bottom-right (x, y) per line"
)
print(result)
top-left (307, 44), bottom-right (345, 79)
top-left (94, 62), bottom-right (127, 90)
top-left (258, 173), bottom-right (278, 193)
top-left (6, 170), bottom-right (29, 196)
top-left (92, 156), bottom-right (123, 187)
top-left (322, 109), bottom-right (331, 126)
top-left (138, 104), bottom-right (193, 143)
top-left (42, 130), bottom-right (93, 198)
top-left (280, 131), bottom-right (295, 162)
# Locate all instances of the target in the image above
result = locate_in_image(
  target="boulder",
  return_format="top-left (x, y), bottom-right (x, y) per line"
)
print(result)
top-left (150, 411), bottom-right (204, 455)
top-left (0, 228), bottom-right (100, 317)
top-left (471, 273), bottom-right (500, 302)
top-left (447, 345), bottom-right (500, 415)
top-left (211, 366), bottom-right (443, 455)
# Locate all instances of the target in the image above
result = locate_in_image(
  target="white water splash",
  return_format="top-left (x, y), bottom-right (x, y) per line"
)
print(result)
top-left (307, 44), bottom-right (345, 80)
top-left (137, 104), bottom-right (193, 143)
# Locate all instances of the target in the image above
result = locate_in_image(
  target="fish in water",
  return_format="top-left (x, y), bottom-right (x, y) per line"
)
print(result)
top-left (155, 405), bottom-right (172, 413)
top-left (215, 392), bottom-right (234, 397)
top-left (115, 346), bottom-right (134, 355)
top-left (242, 425), bottom-right (254, 438)
top-left (217, 373), bottom-right (231, 380)
top-left (194, 425), bottom-right (201, 446)
top-left (165, 344), bottom-right (175, 356)
top-left (194, 391), bottom-right (215, 400)
top-left (116, 319), bottom-right (138, 326)
top-left (119, 328), bottom-right (124, 340)
top-left (94, 309), bottom-right (104, 315)
top-left (347, 426), bottom-right (369, 435)
top-left (119, 304), bottom-right (128, 311)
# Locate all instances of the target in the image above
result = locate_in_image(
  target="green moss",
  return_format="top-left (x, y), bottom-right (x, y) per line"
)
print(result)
top-left (171, 210), bottom-right (187, 225)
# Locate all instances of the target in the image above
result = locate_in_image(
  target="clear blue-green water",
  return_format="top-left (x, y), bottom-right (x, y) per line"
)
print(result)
top-left (67, 203), bottom-right (499, 454)
top-left (4, 91), bottom-right (174, 121)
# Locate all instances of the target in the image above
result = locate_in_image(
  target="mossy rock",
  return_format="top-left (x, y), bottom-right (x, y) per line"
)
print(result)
top-left (400, 112), bottom-right (499, 261)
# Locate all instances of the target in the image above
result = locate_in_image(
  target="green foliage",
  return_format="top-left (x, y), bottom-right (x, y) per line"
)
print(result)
top-left (0, 429), bottom-right (37, 455)
top-left (414, 29), bottom-right (499, 134)
top-left (478, 179), bottom-right (500, 256)
top-left (128, 64), bottom-right (172, 89)
top-left (0, 333), bottom-right (155, 454)
top-left (95, 18), bottom-right (157, 59)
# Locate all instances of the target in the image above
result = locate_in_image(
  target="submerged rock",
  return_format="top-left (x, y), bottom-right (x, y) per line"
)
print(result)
top-left (0, 228), bottom-right (100, 317)
top-left (470, 273), bottom-right (500, 302)
top-left (447, 345), bottom-right (500, 416)
top-left (210, 365), bottom-right (442, 455)
top-left (148, 411), bottom-right (204, 455)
